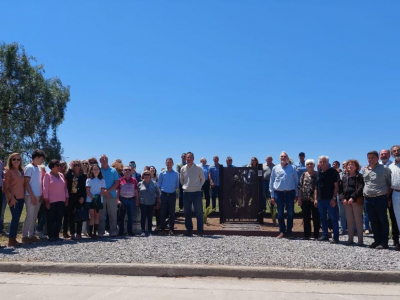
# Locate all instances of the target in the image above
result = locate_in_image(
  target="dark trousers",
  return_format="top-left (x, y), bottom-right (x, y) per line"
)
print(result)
top-left (389, 204), bottom-right (399, 245)
top-left (301, 201), bottom-right (320, 239)
top-left (178, 183), bottom-right (184, 209)
top-left (154, 201), bottom-right (161, 227)
top-left (365, 195), bottom-right (389, 246)
top-left (183, 191), bottom-right (203, 233)
top-left (211, 186), bottom-right (219, 210)
top-left (47, 201), bottom-right (65, 239)
top-left (275, 190), bottom-right (295, 234)
top-left (202, 180), bottom-right (211, 208)
top-left (318, 199), bottom-right (339, 239)
top-left (36, 202), bottom-right (47, 232)
top-left (160, 192), bottom-right (176, 230)
top-left (118, 197), bottom-right (135, 235)
top-left (65, 194), bottom-right (83, 235)
top-left (140, 204), bottom-right (154, 233)
top-left (9, 198), bottom-right (25, 238)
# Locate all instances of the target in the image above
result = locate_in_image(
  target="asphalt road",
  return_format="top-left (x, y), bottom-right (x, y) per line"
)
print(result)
top-left (0, 272), bottom-right (399, 299)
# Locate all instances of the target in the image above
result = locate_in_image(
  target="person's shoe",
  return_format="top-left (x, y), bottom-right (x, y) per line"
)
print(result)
top-left (286, 233), bottom-right (294, 239)
top-left (29, 236), bottom-right (40, 243)
top-left (345, 240), bottom-right (354, 245)
top-left (368, 242), bottom-right (379, 249)
top-left (7, 238), bottom-right (21, 247)
top-left (128, 232), bottom-right (135, 237)
top-left (339, 229), bottom-right (347, 235)
top-left (103, 231), bottom-right (110, 237)
top-left (22, 237), bottom-right (31, 245)
top-left (35, 231), bottom-right (46, 239)
top-left (196, 232), bottom-right (204, 237)
top-left (301, 237), bottom-right (310, 240)
top-left (394, 245), bottom-right (400, 251)
top-left (356, 242), bottom-right (364, 247)
top-left (276, 232), bottom-right (285, 239)
top-left (158, 230), bottom-right (167, 236)
top-left (63, 232), bottom-right (70, 239)
top-left (376, 244), bottom-right (389, 250)
top-left (75, 234), bottom-right (82, 240)
top-left (70, 234), bottom-right (75, 240)
top-left (0, 230), bottom-right (9, 237)
top-left (168, 230), bottom-right (175, 236)
top-left (48, 237), bottom-right (57, 242)
top-left (330, 238), bottom-right (339, 244)
top-left (91, 234), bottom-right (98, 240)
top-left (317, 236), bottom-right (329, 242)
top-left (364, 229), bottom-right (370, 234)
top-left (141, 232), bottom-right (146, 237)
top-left (183, 231), bottom-right (193, 237)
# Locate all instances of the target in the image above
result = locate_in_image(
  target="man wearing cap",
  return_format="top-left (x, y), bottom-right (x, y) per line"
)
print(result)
top-left (295, 152), bottom-right (307, 182)
top-left (129, 161), bottom-right (141, 182)
top-left (176, 153), bottom-right (186, 211)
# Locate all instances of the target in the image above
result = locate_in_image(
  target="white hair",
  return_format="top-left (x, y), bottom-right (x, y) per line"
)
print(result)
top-left (318, 155), bottom-right (329, 163)
top-left (305, 159), bottom-right (315, 165)
top-left (280, 151), bottom-right (288, 156)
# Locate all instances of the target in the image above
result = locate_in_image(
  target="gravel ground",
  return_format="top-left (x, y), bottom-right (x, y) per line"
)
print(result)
top-left (0, 234), bottom-right (400, 271)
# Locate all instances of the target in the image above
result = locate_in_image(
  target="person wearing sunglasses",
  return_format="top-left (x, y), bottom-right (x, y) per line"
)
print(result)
top-left (22, 149), bottom-right (46, 244)
top-left (3, 153), bottom-right (25, 247)
top-left (116, 166), bottom-right (139, 236)
top-left (81, 160), bottom-right (89, 175)
top-left (65, 160), bottom-right (87, 239)
top-left (137, 170), bottom-right (161, 237)
top-left (43, 159), bottom-right (69, 242)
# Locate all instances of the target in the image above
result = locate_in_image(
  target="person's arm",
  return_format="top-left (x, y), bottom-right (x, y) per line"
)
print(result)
top-left (180, 170), bottom-right (184, 186)
top-left (175, 172), bottom-right (179, 190)
top-left (24, 174), bottom-right (37, 205)
top-left (200, 168), bottom-right (205, 186)
top-left (86, 186), bottom-right (93, 200)
top-left (297, 174), bottom-right (303, 206)
top-left (64, 176), bottom-right (69, 206)
top-left (3, 171), bottom-right (15, 206)
top-left (293, 167), bottom-right (299, 199)
top-left (209, 172), bottom-right (214, 187)
top-left (313, 186), bottom-right (318, 208)
top-left (331, 181), bottom-right (338, 207)
top-left (43, 173), bottom-right (51, 208)
top-left (269, 168), bottom-right (276, 204)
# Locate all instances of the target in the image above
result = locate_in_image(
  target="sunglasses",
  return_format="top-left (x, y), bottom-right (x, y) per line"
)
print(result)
top-left (12, 158), bottom-right (21, 161)
top-left (55, 163), bottom-right (60, 167)
top-left (143, 174), bottom-right (150, 177)
top-left (82, 162), bottom-right (88, 165)
top-left (123, 169), bottom-right (131, 171)
top-left (73, 164), bottom-right (80, 167)
top-left (89, 161), bottom-right (97, 164)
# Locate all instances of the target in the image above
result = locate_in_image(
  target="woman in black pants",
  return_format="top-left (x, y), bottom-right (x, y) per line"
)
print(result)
top-left (65, 160), bottom-right (87, 240)
top-left (137, 170), bottom-right (161, 237)
top-left (298, 159), bottom-right (320, 240)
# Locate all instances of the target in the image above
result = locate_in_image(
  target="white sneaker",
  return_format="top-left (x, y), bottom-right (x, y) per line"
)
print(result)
top-left (103, 231), bottom-right (110, 237)
top-left (35, 231), bottom-right (46, 239)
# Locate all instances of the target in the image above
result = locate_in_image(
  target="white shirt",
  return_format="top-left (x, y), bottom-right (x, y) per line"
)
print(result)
top-left (86, 178), bottom-right (106, 203)
top-left (24, 164), bottom-right (42, 197)
top-left (380, 160), bottom-right (393, 167)
top-left (389, 162), bottom-right (400, 190)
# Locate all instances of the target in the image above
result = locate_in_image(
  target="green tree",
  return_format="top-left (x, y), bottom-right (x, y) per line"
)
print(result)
top-left (0, 42), bottom-right (70, 164)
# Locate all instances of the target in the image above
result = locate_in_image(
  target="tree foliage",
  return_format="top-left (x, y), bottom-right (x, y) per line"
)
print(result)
top-left (0, 42), bottom-right (70, 164)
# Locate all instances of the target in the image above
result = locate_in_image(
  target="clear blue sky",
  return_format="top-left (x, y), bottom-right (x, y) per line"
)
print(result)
top-left (1, 1), bottom-right (399, 172)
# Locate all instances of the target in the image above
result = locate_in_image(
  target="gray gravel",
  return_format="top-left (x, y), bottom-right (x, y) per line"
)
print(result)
top-left (1, 234), bottom-right (399, 271)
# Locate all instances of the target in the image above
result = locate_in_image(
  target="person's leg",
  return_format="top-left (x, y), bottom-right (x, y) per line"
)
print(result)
top-left (193, 191), bottom-right (204, 233)
top-left (168, 195), bottom-right (176, 231)
top-left (56, 202), bottom-right (66, 238)
top-left (285, 191), bottom-right (295, 234)
top-left (9, 198), bottom-right (24, 239)
top-left (353, 203), bottom-right (364, 244)
top-left (68, 196), bottom-right (77, 236)
top-left (275, 191), bottom-right (286, 234)
top-left (262, 181), bottom-right (268, 212)
top-left (202, 180), bottom-right (210, 209)
top-left (62, 200), bottom-right (70, 236)
top-left (364, 205), bottom-right (370, 232)
top-left (344, 204), bottom-right (354, 242)
top-left (98, 198), bottom-right (108, 236)
top-left (46, 202), bottom-right (56, 239)
top-left (126, 200), bottom-right (135, 235)
top-left (328, 203), bottom-right (339, 240)
top-left (391, 191), bottom-right (400, 245)
top-left (105, 197), bottom-right (118, 236)
top-left (147, 204), bottom-right (154, 234)
top-left (139, 204), bottom-right (145, 232)
top-left (179, 183), bottom-right (184, 210)
top-left (0, 190), bottom-right (7, 232)
top-left (118, 198), bottom-right (127, 235)
top-left (311, 204), bottom-right (321, 239)
top-left (365, 197), bottom-right (380, 245)
top-left (211, 187), bottom-right (217, 210)
top-left (22, 196), bottom-right (33, 238)
top-left (36, 203), bottom-right (46, 233)
top-left (376, 195), bottom-right (389, 247)
top-left (301, 202), bottom-right (312, 238)
top-left (183, 192), bottom-right (193, 232)
top-left (160, 194), bottom-right (167, 231)
top-left (337, 198), bottom-right (347, 233)
top-left (318, 199), bottom-right (329, 238)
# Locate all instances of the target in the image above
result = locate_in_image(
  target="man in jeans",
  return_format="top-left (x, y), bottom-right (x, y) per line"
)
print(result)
top-left (99, 155), bottom-right (119, 237)
top-left (364, 150), bottom-right (392, 249)
top-left (22, 149), bottom-right (46, 244)
top-left (116, 165), bottom-right (138, 236)
top-left (270, 151), bottom-right (298, 239)
top-left (158, 158), bottom-right (179, 236)
top-left (316, 155), bottom-right (340, 243)
top-left (263, 155), bottom-right (275, 217)
top-left (180, 152), bottom-right (205, 237)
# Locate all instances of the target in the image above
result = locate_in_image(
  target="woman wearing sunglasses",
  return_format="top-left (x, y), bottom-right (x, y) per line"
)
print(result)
top-left (3, 153), bottom-right (25, 247)
top-left (43, 159), bottom-right (69, 242)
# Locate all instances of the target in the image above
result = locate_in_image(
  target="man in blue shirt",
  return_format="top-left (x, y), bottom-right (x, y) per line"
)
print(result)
top-left (209, 156), bottom-right (221, 210)
top-left (270, 151), bottom-right (298, 239)
top-left (226, 156), bottom-right (235, 167)
top-left (99, 155), bottom-right (120, 237)
top-left (158, 158), bottom-right (180, 236)
top-left (198, 158), bottom-right (211, 208)
top-left (295, 152), bottom-right (307, 183)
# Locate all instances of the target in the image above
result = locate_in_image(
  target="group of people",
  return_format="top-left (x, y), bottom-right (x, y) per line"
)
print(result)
top-left (0, 146), bottom-right (399, 251)
top-left (271, 147), bottom-right (400, 251)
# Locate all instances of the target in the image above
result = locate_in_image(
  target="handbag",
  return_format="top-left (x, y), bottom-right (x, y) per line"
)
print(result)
top-left (74, 207), bottom-right (89, 223)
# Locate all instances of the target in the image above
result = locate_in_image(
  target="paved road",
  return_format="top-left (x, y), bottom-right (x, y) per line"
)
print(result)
top-left (0, 272), bottom-right (399, 299)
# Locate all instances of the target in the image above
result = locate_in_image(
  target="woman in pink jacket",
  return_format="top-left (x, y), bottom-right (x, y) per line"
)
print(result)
top-left (43, 159), bottom-right (69, 242)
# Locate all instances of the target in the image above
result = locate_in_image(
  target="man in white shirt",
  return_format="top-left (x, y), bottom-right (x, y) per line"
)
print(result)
top-left (389, 145), bottom-right (400, 251)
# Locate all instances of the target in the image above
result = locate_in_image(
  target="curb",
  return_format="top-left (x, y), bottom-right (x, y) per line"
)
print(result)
top-left (1, 262), bottom-right (400, 283)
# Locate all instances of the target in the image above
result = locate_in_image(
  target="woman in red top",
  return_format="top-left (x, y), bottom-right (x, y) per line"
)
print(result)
top-left (3, 153), bottom-right (25, 247)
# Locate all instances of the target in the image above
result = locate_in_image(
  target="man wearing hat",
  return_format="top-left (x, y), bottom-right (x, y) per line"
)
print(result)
top-left (295, 152), bottom-right (307, 183)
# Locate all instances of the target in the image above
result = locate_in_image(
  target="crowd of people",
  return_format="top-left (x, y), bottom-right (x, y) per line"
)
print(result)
top-left (0, 146), bottom-right (399, 252)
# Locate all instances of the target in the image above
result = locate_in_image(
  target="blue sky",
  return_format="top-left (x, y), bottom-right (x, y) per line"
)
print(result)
top-left (1, 1), bottom-right (399, 172)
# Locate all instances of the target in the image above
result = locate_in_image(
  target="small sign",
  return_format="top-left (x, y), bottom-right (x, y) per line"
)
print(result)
top-left (258, 170), bottom-right (262, 176)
